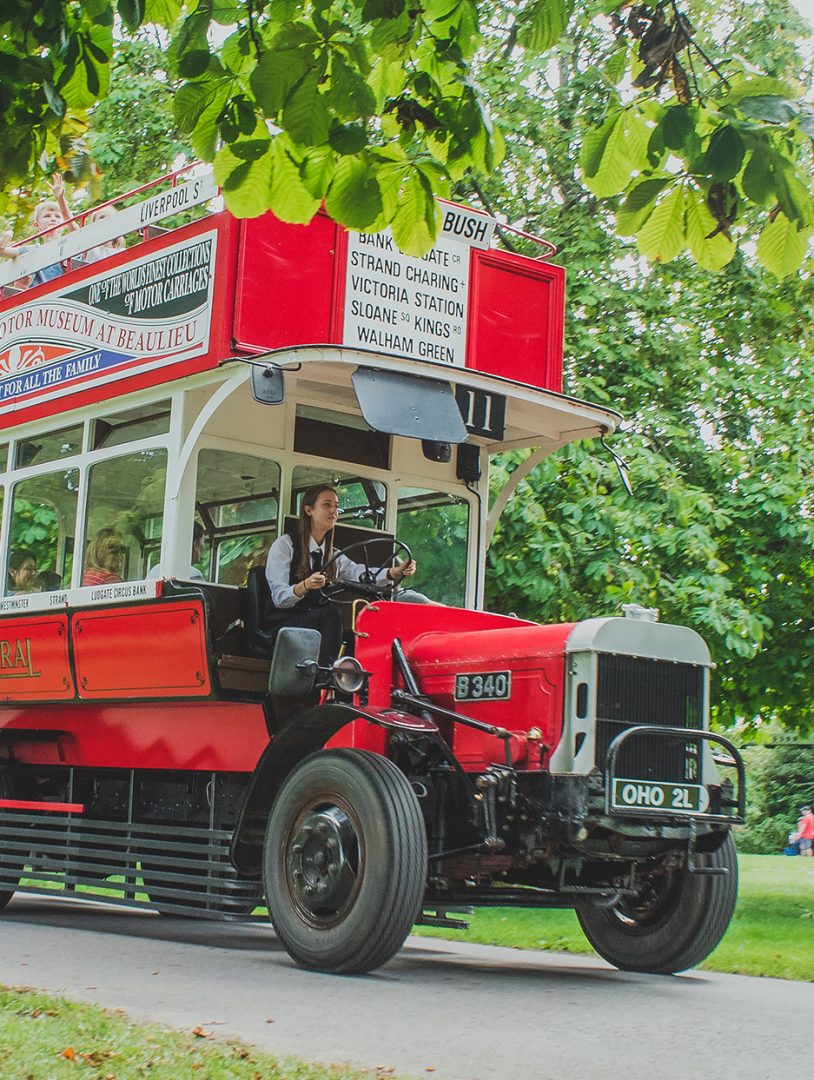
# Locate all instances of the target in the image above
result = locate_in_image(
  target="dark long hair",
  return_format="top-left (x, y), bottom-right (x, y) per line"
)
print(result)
top-left (296, 484), bottom-right (337, 582)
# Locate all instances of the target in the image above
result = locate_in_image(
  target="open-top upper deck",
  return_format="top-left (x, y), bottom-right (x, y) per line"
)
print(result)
top-left (0, 168), bottom-right (618, 452)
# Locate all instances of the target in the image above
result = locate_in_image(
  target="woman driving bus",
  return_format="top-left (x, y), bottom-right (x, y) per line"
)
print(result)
top-left (263, 483), bottom-right (415, 666)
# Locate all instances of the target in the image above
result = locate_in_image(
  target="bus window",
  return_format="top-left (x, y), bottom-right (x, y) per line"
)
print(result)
top-left (0, 444), bottom-right (8, 472)
top-left (6, 468), bottom-right (79, 594)
top-left (290, 467), bottom-right (387, 531)
top-left (195, 449), bottom-right (280, 586)
top-left (397, 487), bottom-right (469, 607)
top-left (14, 424), bottom-right (83, 469)
top-left (91, 401), bottom-right (171, 450)
top-left (294, 405), bottom-right (390, 470)
top-left (82, 449), bottom-right (167, 585)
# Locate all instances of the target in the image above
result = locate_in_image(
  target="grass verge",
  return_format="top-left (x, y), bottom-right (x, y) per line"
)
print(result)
top-left (413, 854), bottom-right (814, 981)
top-left (0, 986), bottom-right (394, 1080)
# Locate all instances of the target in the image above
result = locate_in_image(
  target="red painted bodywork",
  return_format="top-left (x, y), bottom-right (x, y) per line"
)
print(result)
top-left (233, 212), bottom-right (565, 392)
top-left (0, 700), bottom-right (269, 772)
top-left (72, 601), bottom-right (211, 698)
top-left (0, 204), bottom-right (564, 435)
top-left (344, 603), bottom-right (572, 770)
top-left (0, 614), bottom-right (73, 701)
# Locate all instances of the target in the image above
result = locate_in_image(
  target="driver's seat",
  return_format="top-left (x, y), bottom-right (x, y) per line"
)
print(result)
top-left (243, 565), bottom-right (277, 657)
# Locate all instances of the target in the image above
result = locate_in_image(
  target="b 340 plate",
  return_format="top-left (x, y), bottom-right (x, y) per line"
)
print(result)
top-left (454, 670), bottom-right (511, 702)
top-left (611, 778), bottom-right (710, 815)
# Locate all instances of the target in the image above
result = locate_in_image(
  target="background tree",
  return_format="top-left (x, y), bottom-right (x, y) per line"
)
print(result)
top-left (470, 2), bottom-right (814, 733)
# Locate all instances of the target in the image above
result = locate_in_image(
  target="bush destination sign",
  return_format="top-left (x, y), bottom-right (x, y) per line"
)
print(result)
top-left (342, 205), bottom-right (495, 368)
top-left (0, 232), bottom-right (216, 415)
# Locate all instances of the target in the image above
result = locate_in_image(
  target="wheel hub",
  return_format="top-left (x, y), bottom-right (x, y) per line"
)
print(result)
top-left (286, 805), bottom-right (359, 920)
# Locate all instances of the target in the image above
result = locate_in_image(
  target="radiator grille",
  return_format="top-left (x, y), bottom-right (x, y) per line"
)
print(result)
top-left (595, 655), bottom-right (705, 783)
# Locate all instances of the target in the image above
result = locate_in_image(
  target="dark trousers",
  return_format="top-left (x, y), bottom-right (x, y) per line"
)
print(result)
top-left (262, 602), bottom-right (343, 667)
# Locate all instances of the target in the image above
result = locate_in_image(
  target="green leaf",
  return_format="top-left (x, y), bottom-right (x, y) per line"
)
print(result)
top-left (756, 213), bottom-right (813, 278)
top-left (742, 146), bottom-right (774, 205)
top-left (581, 108), bottom-right (650, 198)
top-left (268, 138), bottom-right (322, 223)
top-left (616, 176), bottom-right (672, 236)
top-left (685, 185), bottom-right (736, 271)
top-left (282, 73), bottom-right (331, 146)
top-left (799, 111), bottom-right (814, 138)
top-left (662, 105), bottom-right (693, 151)
top-left (174, 82), bottom-right (211, 132)
top-left (517, 0), bottom-right (574, 52)
top-left (390, 169), bottom-right (440, 256)
top-left (118, 0), bottom-right (144, 32)
top-left (724, 74), bottom-right (799, 105)
top-left (301, 146), bottom-right (336, 198)
top-left (328, 122), bottom-right (368, 155)
top-left (144, 0), bottom-right (184, 26)
top-left (705, 125), bottom-right (745, 182)
top-left (324, 154), bottom-right (383, 229)
top-left (737, 95), bottom-right (799, 124)
top-left (214, 144), bottom-right (273, 218)
top-left (368, 56), bottom-right (405, 111)
top-left (362, 0), bottom-right (405, 18)
top-left (179, 50), bottom-right (211, 79)
top-left (329, 54), bottom-right (376, 120)
top-left (636, 184), bottom-right (686, 263)
top-left (250, 49), bottom-right (308, 117)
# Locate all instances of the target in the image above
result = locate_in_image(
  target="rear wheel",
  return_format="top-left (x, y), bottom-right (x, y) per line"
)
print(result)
top-left (576, 833), bottom-right (738, 974)
top-left (263, 748), bottom-right (427, 974)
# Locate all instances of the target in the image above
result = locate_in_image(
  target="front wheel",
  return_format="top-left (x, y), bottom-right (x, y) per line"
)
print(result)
top-left (263, 748), bottom-right (427, 974)
top-left (575, 833), bottom-right (738, 974)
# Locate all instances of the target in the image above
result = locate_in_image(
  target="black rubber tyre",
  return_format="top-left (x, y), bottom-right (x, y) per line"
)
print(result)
top-left (576, 833), bottom-right (738, 974)
top-left (263, 748), bottom-right (427, 974)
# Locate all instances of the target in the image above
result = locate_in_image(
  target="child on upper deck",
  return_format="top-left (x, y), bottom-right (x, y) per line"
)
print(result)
top-left (0, 175), bottom-right (75, 287)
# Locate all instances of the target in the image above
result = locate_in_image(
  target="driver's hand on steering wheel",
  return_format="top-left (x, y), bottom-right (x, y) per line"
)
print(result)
top-left (301, 571), bottom-right (326, 593)
top-left (388, 558), bottom-right (416, 583)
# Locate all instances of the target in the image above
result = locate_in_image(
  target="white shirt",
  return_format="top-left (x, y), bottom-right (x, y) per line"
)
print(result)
top-left (265, 533), bottom-right (389, 609)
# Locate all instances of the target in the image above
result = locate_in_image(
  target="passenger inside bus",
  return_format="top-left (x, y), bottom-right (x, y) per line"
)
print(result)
top-left (147, 521), bottom-right (206, 582)
top-left (263, 483), bottom-right (416, 666)
top-left (7, 550), bottom-right (39, 594)
top-left (82, 528), bottom-right (125, 587)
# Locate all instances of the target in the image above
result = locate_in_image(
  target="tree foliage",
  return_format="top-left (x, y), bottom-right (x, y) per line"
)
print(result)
top-left (1, 1), bottom-right (813, 270)
top-left (476, 2), bottom-right (814, 733)
top-left (737, 737), bottom-right (814, 853)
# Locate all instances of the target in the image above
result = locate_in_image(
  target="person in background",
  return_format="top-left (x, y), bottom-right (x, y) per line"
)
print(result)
top-left (0, 175), bottom-right (75, 287)
top-left (147, 522), bottom-right (206, 581)
top-left (82, 528), bottom-right (126, 587)
top-left (7, 549), bottom-right (39, 595)
top-left (264, 483), bottom-right (415, 666)
top-left (794, 806), bottom-right (814, 856)
top-left (82, 205), bottom-right (126, 264)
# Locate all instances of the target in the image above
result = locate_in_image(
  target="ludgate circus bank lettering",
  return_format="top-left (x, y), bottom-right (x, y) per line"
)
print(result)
top-left (0, 167), bottom-right (744, 984)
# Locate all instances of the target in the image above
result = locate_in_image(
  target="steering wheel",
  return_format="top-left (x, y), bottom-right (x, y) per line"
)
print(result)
top-left (319, 538), bottom-right (413, 602)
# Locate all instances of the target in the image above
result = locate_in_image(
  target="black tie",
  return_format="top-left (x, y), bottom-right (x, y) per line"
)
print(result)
top-left (311, 549), bottom-right (323, 572)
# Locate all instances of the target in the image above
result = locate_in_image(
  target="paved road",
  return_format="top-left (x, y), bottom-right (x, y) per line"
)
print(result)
top-left (1, 895), bottom-right (809, 1080)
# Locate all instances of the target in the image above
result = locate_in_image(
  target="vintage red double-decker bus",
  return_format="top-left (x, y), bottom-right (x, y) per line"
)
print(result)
top-left (0, 169), bottom-right (744, 975)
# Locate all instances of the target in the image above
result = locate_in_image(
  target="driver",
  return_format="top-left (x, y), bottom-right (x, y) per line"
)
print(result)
top-left (263, 483), bottom-right (416, 665)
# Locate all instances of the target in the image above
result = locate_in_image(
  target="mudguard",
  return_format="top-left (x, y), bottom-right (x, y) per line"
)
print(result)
top-left (230, 702), bottom-right (437, 875)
